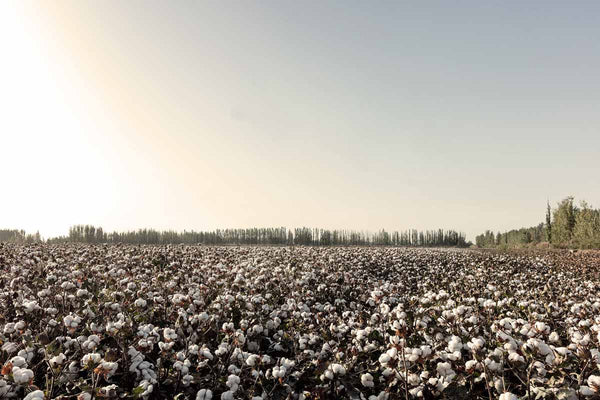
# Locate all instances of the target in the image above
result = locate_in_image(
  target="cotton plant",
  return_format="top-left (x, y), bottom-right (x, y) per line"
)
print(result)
top-left (2, 244), bottom-right (600, 398)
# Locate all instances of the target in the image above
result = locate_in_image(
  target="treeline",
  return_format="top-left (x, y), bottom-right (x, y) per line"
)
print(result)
top-left (475, 224), bottom-right (546, 248)
top-left (476, 196), bottom-right (600, 249)
top-left (47, 225), bottom-right (469, 247)
top-left (0, 229), bottom-right (42, 243)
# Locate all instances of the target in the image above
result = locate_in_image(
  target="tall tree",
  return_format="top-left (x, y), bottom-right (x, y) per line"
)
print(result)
top-left (545, 200), bottom-right (552, 243)
top-left (573, 201), bottom-right (600, 249)
top-left (552, 196), bottom-right (578, 246)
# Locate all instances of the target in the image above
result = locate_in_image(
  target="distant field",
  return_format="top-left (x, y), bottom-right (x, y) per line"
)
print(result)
top-left (0, 244), bottom-right (599, 399)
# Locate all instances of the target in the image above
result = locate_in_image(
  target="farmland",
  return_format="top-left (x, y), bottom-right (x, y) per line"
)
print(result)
top-left (1, 244), bottom-right (600, 399)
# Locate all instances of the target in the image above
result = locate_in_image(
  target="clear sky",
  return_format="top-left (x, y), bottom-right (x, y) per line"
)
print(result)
top-left (1, 1), bottom-right (599, 240)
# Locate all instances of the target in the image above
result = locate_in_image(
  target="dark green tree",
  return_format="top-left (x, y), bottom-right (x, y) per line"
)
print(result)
top-left (545, 200), bottom-right (552, 243)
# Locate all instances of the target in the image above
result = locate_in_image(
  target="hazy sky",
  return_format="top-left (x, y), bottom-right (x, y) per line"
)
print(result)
top-left (1, 1), bottom-right (599, 240)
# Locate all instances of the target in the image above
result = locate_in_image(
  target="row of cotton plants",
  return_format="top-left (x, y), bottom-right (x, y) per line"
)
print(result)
top-left (1, 244), bottom-right (600, 399)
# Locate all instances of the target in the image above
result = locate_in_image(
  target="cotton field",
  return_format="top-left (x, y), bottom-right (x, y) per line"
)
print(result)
top-left (1, 245), bottom-right (600, 399)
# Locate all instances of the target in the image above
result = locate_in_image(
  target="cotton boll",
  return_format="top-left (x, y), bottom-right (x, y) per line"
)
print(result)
top-left (8, 356), bottom-right (27, 368)
top-left (12, 367), bottom-right (34, 384)
top-left (196, 389), bottom-right (213, 400)
top-left (378, 353), bottom-right (391, 366)
top-left (135, 298), bottom-right (147, 307)
top-left (226, 374), bottom-right (240, 392)
top-left (246, 354), bottom-right (260, 367)
top-left (221, 391), bottom-right (234, 400)
top-left (580, 386), bottom-right (595, 396)
top-left (23, 390), bottom-right (45, 400)
top-left (272, 366), bottom-right (286, 378)
top-left (49, 353), bottom-right (66, 368)
top-left (330, 363), bottom-right (346, 375)
top-left (361, 373), bottom-right (374, 387)
top-left (587, 375), bottom-right (600, 392)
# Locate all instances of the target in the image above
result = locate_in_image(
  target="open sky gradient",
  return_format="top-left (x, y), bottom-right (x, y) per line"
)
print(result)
top-left (1, 1), bottom-right (599, 240)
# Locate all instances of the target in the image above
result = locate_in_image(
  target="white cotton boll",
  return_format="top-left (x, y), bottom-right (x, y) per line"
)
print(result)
top-left (386, 347), bottom-right (398, 359)
top-left (2, 342), bottom-right (18, 354)
top-left (420, 346), bottom-right (432, 358)
top-left (81, 353), bottom-right (101, 367)
top-left (330, 363), bottom-right (346, 375)
top-left (408, 373), bottom-right (420, 386)
top-left (83, 335), bottom-right (101, 351)
top-left (262, 355), bottom-right (273, 364)
top-left (580, 386), bottom-right (595, 396)
top-left (99, 361), bottom-right (118, 378)
top-left (226, 374), bottom-right (240, 392)
top-left (12, 367), bottom-right (34, 384)
top-left (467, 337), bottom-right (485, 352)
top-left (485, 359), bottom-right (502, 372)
top-left (508, 352), bottom-right (524, 363)
top-left (49, 353), bottom-right (66, 368)
top-left (9, 356), bottom-right (27, 368)
top-left (68, 361), bottom-right (79, 373)
top-left (272, 366), bottom-right (287, 378)
top-left (365, 343), bottom-right (377, 352)
top-left (246, 354), bottom-right (260, 367)
top-left (188, 345), bottom-right (199, 355)
top-left (379, 303), bottom-right (390, 315)
top-left (378, 353), bottom-right (391, 365)
top-left (23, 390), bottom-right (45, 400)
top-left (361, 373), bottom-right (374, 387)
top-left (447, 350), bottom-right (462, 361)
top-left (578, 334), bottom-right (591, 346)
top-left (532, 361), bottom-right (547, 377)
top-left (499, 392), bottom-right (518, 400)
top-left (534, 322), bottom-right (548, 333)
top-left (23, 300), bottom-right (39, 313)
top-left (158, 341), bottom-right (174, 351)
top-left (3, 323), bottom-right (16, 334)
top-left (196, 389), bottom-right (213, 400)
top-left (587, 375), bottom-right (600, 391)
top-left (235, 332), bottom-right (246, 345)
top-left (555, 347), bottom-right (570, 356)
top-left (252, 324), bottom-right (263, 335)
top-left (135, 298), bottom-right (147, 308)
top-left (163, 328), bottom-right (178, 341)
top-left (63, 314), bottom-right (81, 329)
top-left (201, 348), bottom-right (214, 360)
top-left (215, 343), bottom-right (229, 356)
top-left (436, 362), bottom-right (455, 379)
top-left (222, 322), bottom-right (234, 331)
top-left (221, 391), bottom-right (234, 400)
top-left (447, 336), bottom-right (462, 353)
top-left (370, 391), bottom-right (389, 400)
top-left (0, 379), bottom-right (10, 397)
top-left (182, 374), bottom-right (194, 386)
top-left (407, 351), bottom-right (420, 363)
top-left (503, 341), bottom-right (517, 351)
top-left (465, 359), bottom-right (478, 372)
top-left (494, 379), bottom-right (503, 393)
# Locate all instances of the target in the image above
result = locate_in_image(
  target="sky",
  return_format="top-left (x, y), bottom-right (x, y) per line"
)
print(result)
top-left (1, 1), bottom-right (599, 240)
